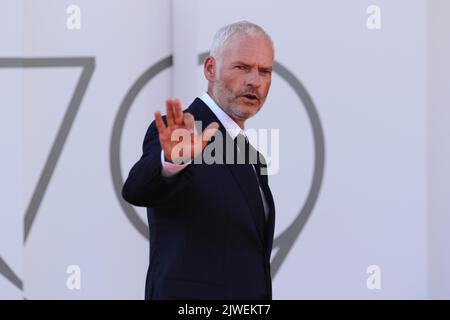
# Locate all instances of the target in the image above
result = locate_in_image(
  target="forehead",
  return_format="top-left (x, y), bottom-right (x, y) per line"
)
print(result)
top-left (221, 34), bottom-right (274, 66)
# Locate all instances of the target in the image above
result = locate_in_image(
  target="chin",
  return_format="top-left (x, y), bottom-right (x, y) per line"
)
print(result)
top-left (240, 107), bottom-right (260, 119)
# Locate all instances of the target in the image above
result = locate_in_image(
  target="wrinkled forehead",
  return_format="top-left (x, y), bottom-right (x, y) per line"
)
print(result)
top-left (220, 34), bottom-right (274, 66)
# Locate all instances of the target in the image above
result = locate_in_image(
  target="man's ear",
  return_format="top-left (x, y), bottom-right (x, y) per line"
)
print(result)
top-left (204, 56), bottom-right (216, 81)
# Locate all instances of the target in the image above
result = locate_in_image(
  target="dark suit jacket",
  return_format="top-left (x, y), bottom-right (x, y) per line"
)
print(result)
top-left (122, 98), bottom-right (276, 300)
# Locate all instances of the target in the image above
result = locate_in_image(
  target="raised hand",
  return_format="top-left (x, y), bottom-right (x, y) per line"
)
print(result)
top-left (154, 99), bottom-right (219, 164)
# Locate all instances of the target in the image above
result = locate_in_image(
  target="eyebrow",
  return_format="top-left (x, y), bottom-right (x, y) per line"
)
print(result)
top-left (233, 61), bottom-right (273, 72)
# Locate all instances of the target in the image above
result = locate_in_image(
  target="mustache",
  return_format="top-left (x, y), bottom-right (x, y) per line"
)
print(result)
top-left (236, 89), bottom-right (261, 100)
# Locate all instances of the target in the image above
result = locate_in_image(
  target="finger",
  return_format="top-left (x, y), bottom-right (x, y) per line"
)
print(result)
top-left (154, 111), bottom-right (166, 135)
top-left (183, 112), bottom-right (197, 135)
top-left (173, 99), bottom-right (184, 125)
top-left (201, 121), bottom-right (220, 146)
top-left (166, 99), bottom-right (175, 127)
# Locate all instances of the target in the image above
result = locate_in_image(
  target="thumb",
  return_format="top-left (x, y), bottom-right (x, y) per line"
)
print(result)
top-left (183, 112), bottom-right (197, 135)
top-left (201, 122), bottom-right (220, 147)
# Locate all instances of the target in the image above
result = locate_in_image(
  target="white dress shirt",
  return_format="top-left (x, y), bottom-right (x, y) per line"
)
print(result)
top-left (160, 92), bottom-right (269, 220)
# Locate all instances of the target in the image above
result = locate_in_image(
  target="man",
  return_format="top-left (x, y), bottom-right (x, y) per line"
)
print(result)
top-left (122, 21), bottom-right (276, 300)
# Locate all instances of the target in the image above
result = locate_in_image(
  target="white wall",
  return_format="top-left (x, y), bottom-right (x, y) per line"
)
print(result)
top-left (0, 0), bottom-right (24, 300)
top-left (20, 0), bottom-right (172, 299)
top-left (428, 0), bottom-right (450, 299)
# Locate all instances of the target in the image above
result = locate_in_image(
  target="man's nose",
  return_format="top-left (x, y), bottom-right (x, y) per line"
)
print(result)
top-left (245, 69), bottom-right (262, 88)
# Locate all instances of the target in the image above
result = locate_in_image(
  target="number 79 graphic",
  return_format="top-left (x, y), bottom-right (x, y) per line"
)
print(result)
top-left (0, 57), bottom-right (95, 291)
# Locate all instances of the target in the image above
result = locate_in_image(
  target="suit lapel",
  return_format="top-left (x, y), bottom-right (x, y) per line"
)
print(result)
top-left (188, 99), bottom-right (267, 245)
top-left (226, 157), bottom-right (266, 245)
top-left (254, 151), bottom-right (276, 255)
top-left (260, 177), bottom-right (275, 256)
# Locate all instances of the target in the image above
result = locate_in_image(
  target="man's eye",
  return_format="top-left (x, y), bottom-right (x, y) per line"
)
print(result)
top-left (236, 66), bottom-right (247, 70)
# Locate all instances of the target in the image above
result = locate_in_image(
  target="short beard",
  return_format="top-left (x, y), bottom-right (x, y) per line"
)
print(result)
top-left (212, 81), bottom-right (263, 123)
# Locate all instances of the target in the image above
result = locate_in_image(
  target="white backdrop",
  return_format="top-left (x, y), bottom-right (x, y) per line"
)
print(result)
top-left (428, 0), bottom-right (450, 299)
top-left (0, 0), bottom-right (24, 300)
top-left (0, 0), bottom-right (447, 299)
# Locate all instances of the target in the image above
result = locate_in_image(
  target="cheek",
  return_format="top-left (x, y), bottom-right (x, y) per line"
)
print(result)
top-left (263, 79), bottom-right (272, 93)
top-left (223, 79), bottom-right (241, 95)
top-left (223, 73), bottom-right (245, 88)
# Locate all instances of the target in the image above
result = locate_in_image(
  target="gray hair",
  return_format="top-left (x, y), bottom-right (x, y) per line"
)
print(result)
top-left (209, 21), bottom-right (274, 61)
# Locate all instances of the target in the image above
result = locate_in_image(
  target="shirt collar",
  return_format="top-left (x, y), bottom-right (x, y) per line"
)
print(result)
top-left (199, 92), bottom-right (244, 140)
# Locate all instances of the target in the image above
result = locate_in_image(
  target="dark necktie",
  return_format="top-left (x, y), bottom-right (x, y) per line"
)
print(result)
top-left (234, 133), bottom-right (268, 190)
top-left (234, 133), bottom-right (270, 236)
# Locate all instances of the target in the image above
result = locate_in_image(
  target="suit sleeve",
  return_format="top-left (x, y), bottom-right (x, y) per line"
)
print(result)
top-left (121, 119), bottom-right (189, 208)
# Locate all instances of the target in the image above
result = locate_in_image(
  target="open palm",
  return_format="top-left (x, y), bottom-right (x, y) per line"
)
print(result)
top-left (154, 99), bottom-right (219, 164)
